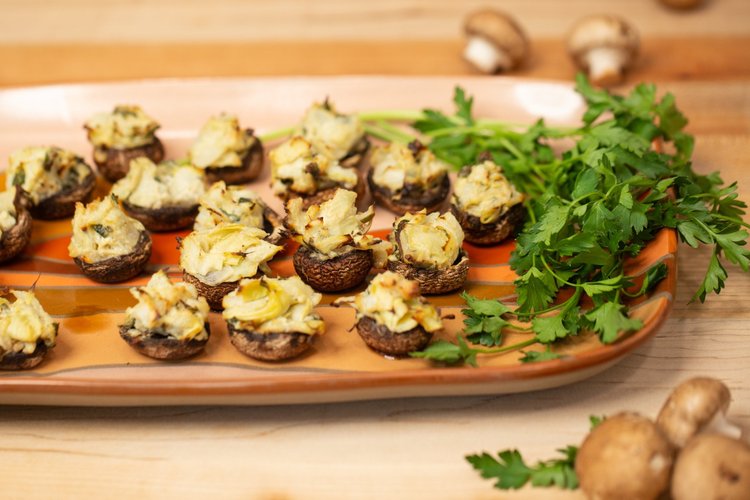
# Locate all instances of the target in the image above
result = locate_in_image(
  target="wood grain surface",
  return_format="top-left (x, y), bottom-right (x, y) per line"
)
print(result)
top-left (0, 0), bottom-right (749, 498)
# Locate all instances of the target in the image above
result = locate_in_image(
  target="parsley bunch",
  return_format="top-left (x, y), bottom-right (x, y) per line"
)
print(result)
top-left (404, 75), bottom-right (749, 364)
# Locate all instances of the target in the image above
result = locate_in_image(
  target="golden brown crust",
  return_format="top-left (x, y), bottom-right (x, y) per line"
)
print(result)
top-left (0, 205), bottom-right (32, 263)
top-left (93, 138), bottom-right (165, 183)
top-left (182, 271), bottom-right (243, 311)
top-left (226, 321), bottom-right (314, 361)
top-left (119, 322), bottom-right (210, 360)
top-left (204, 133), bottom-right (264, 185)
top-left (367, 169), bottom-right (450, 216)
top-left (27, 169), bottom-right (97, 220)
top-left (356, 316), bottom-right (432, 356)
top-left (387, 250), bottom-right (469, 295)
top-left (293, 245), bottom-right (373, 292)
top-left (0, 339), bottom-right (50, 370)
top-left (122, 200), bottom-right (198, 232)
top-left (450, 202), bottom-right (525, 245)
top-left (73, 231), bottom-right (152, 283)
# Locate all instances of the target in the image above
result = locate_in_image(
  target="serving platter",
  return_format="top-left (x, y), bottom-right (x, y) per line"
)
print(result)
top-left (0, 76), bottom-right (676, 406)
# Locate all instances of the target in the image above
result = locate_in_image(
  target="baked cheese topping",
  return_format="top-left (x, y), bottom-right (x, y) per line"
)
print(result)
top-left (180, 224), bottom-right (282, 286)
top-left (286, 188), bottom-right (389, 266)
top-left (124, 270), bottom-right (210, 341)
top-left (84, 105), bottom-right (160, 149)
top-left (336, 271), bottom-right (442, 333)
top-left (189, 114), bottom-right (256, 169)
top-left (452, 160), bottom-right (524, 223)
top-left (300, 101), bottom-right (364, 161)
top-left (194, 181), bottom-right (266, 231)
top-left (222, 276), bottom-right (324, 336)
top-left (369, 142), bottom-right (448, 197)
top-left (68, 195), bottom-right (146, 263)
top-left (0, 187), bottom-right (18, 240)
top-left (269, 136), bottom-right (358, 197)
top-left (0, 291), bottom-right (57, 356)
top-left (112, 158), bottom-right (206, 210)
top-left (6, 146), bottom-right (91, 204)
top-left (390, 210), bottom-right (464, 269)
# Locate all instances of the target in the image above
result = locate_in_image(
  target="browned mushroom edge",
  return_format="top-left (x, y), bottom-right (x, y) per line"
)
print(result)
top-left (181, 271), bottom-right (243, 311)
top-left (450, 202), bottom-right (526, 246)
top-left (226, 321), bottom-right (315, 361)
top-left (73, 231), bottom-right (152, 283)
top-left (0, 203), bottom-right (32, 263)
top-left (205, 133), bottom-right (264, 185)
top-left (293, 245), bottom-right (373, 293)
top-left (367, 168), bottom-right (450, 216)
top-left (119, 321), bottom-right (210, 360)
top-left (356, 316), bottom-right (432, 357)
top-left (94, 137), bottom-right (165, 183)
top-left (27, 169), bottom-right (97, 220)
top-left (122, 200), bottom-right (199, 232)
top-left (0, 339), bottom-right (51, 370)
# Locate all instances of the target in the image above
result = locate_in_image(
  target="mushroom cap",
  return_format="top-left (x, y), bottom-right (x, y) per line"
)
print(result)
top-left (93, 138), bottom-right (165, 183)
top-left (567, 14), bottom-right (639, 64)
top-left (659, 0), bottom-right (704, 10)
top-left (576, 412), bottom-right (674, 500)
top-left (356, 316), bottom-right (432, 356)
top-left (463, 9), bottom-right (529, 66)
top-left (119, 322), bottom-right (210, 360)
top-left (656, 377), bottom-right (732, 448)
top-left (73, 231), bottom-right (152, 283)
top-left (122, 200), bottom-right (198, 232)
top-left (671, 433), bottom-right (750, 500)
top-left (227, 322), bottom-right (315, 362)
top-left (204, 135), bottom-right (264, 185)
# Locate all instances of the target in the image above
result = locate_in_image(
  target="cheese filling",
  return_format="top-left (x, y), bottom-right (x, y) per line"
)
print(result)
top-left (222, 276), bottom-right (324, 336)
top-left (84, 105), bottom-right (160, 149)
top-left (68, 196), bottom-right (146, 263)
top-left (336, 271), bottom-right (442, 333)
top-left (124, 270), bottom-right (210, 341)
top-left (189, 114), bottom-right (256, 169)
top-left (180, 224), bottom-right (282, 286)
top-left (452, 160), bottom-right (524, 223)
top-left (269, 136), bottom-right (358, 197)
top-left (194, 181), bottom-right (266, 231)
top-left (112, 158), bottom-right (206, 210)
top-left (286, 188), bottom-right (389, 266)
top-left (6, 146), bottom-right (91, 204)
top-left (0, 291), bottom-right (57, 356)
top-left (391, 211), bottom-right (464, 270)
top-left (300, 101), bottom-right (365, 161)
top-left (0, 187), bottom-right (18, 240)
top-left (369, 142), bottom-right (448, 198)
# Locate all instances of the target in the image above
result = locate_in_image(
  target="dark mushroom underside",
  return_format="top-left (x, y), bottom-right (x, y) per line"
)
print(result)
top-left (94, 138), bottom-right (165, 183)
top-left (73, 231), bottom-right (152, 283)
top-left (451, 202), bottom-right (526, 245)
top-left (123, 200), bottom-right (199, 232)
top-left (28, 170), bottom-right (97, 220)
top-left (262, 205), bottom-right (289, 246)
top-left (367, 169), bottom-right (450, 215)
top-left (227, 322), bottom-right (314, 361)
top-left (0, 339), bottom-right (50, 370)
top-left (182, 271), bottom-right (246, 311)
top-left (387, 251), bottom-right (469, 295)
top-left (119, 322), bottom-right (210, 360)
top-left (339, 137), bottom-right (371, 169)
top-left (0, 207), bottom-right (32, 263)
top-left (205, 135), bottom-right (264, 185)
top-left (293, 246), bottom-right (373, 292)
top-left (356, 316), bottom-right (432, 357)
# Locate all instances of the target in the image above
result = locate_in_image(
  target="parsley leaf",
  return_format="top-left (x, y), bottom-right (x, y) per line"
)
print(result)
top-left (467, 447), bottom-right (578, 491)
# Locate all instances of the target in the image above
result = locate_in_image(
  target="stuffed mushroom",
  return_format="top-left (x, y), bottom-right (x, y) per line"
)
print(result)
top-left (120, 270), bottom-right (210, 360)
top-left (222, 276), bottom-right (324, 361)
top-left (388, 210), bottom-right (468, 295)
top-left (112, 157), bottom-right (206, 232)
top-left (194, 181), bottom-right (287, 245)
top-left (300, 99), bottom-right (369, 168)
top-left (179, 223), bottom-right (282, 310)
top-left (0, 290), bottom-right (58, 370)
top-left (450, 160), bottom-right (525, 245)
top-left (367, 140), bottom-right (450, 215)
top-left (0, 187), bottom-right (32, 263)
top-left (188, 114), bottom-right (264, 184)
top-left (286, 188), bottom-right (389, 293)
top-left (68, 195), bottom-right (152, 283)
top-left (6, 146), bottom-right (96, 220)
top-left (269, 136), bottom-right (363, 208)
top-left (335, 271), bottom-right (443, 356)
top-left (84, 105), bottom-right (164, 182)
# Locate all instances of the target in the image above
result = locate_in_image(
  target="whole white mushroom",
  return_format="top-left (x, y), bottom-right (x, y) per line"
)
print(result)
top-left (567, 15), bottom-right (639, 86)
top-left (462, 9), bottom-right (529, 74)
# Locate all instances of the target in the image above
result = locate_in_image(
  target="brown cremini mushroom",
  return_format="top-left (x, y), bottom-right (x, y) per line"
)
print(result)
top-left (659, 0), bottom-right (705, 11)
top-left (656, 377), bottom-right (742, 449)
top-left (463, 9), bottom-right (529, 73)
top-left (671, 433), bottom-right (750, 500)
top-left (576, 412), bottom-right (673, 500)
top-left (567, 15), bottom-right (639, 86)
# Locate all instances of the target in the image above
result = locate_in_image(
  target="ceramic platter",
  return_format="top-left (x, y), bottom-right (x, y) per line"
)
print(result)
top-left (0, 77), bottom-right (676, 406)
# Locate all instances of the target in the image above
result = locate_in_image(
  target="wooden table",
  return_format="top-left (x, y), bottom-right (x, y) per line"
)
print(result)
top-left (1, 1), bottom-right (749, 498)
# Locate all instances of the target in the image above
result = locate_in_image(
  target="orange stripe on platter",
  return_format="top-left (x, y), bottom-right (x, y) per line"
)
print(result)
top-left (467, 265), bottom-right (517, 283)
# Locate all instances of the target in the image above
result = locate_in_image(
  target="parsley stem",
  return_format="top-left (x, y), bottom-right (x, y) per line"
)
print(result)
top-left (477, 338), bottom-right (538, 355)
top-left (357, 110), bottom-right (426, 122)
top-left (259, 125), bottom-right (295, 142)
top-left (362, 123), bottom-right (411, 144)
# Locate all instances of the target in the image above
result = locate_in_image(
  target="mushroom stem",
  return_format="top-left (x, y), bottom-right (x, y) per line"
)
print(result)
top-left (584, 47), bottom-right (628, 85)
top-left (463, 36), bottom-right (512, 73)
top-left (705, 412), bottom-right (744, 441)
